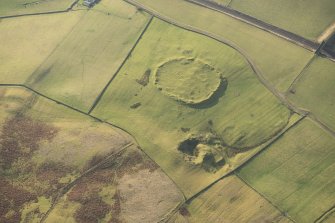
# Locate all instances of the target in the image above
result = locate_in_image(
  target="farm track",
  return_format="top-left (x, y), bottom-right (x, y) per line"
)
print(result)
top-left (315, 205), bottom-right (335, 223)
top-left (185, 0), bottom-right (335, 61)
top-left (0, 0), bottom-right (79, 19)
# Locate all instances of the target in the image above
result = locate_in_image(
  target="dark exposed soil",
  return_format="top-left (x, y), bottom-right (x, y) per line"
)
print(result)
top-left (178, 137), bottom-right (199, 156)
top-left (75, 194), bottom-right (111, 223)
top-left (136, 69), bottom-right (151, 86)
top-left (130, 102), bottom-right (141, 109)
top-left (36, 160), bottom-right (73, 195)
top-left (0, 179), bottom-right (37, 223)
top-left (179, 205), bottom-right (191, 217)
top-left (177, 133), bottom-right (225, 172)
top-left (0, 116), bottom-right (58, 221)
top-left (68, 169), bottom-right (114, 223)
top-left (110, 190), bottom-right (123, 223)
top-left (116, 149), bottom-right (159, 178)
top-left (0, 116), bottom-right (58, 169)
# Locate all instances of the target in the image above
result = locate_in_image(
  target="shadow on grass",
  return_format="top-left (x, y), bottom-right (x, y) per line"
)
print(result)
top-left (188, 78), bottom-right (228, 109)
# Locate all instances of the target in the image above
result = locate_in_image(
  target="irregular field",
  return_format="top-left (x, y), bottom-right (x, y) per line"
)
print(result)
top-left (92, 18), bottom-right (294, 197)
top-left (238, 119), bottom-right (335, 222)
top-left (168, 176), bottom-right (292, 223)
top-left (287, 57), bottom-right (335, 131)
top-left (26, 0), bottom-right (150, 111)
top-left (229, 0), bottom-right (335, 41)
top-left (0, 87), bottom-right (130, 222)
top-left (45, 146), bottom-right (183, 223)
top-left (0, 0), bottom-right (74, 17)
top-left (0, 11), bottom-right (84, 84)
top-left (0, 87), bottom-right (182, 222)
top-left (135, 0), bottom-right (313, 92)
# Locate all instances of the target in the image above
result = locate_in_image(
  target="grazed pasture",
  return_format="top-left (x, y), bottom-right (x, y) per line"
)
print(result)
top-left (229, 0), bottom-right (335, 41)
top-left (0, 11), bottom-right (84, 83)
top-left (92, 18), bottom-right (297, 197)
top-left (0, 0), bottom-right (75, 17)
top-left (134, 0), bottom-right (314, 92)
top-left (25, 0), bottom-right (151, 111)
top-left (238, 119), bottom-right (335, 222)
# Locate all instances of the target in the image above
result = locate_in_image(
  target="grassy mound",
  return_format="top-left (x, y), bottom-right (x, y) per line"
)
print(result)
top-left (155, 58), bottom-right (222, 105)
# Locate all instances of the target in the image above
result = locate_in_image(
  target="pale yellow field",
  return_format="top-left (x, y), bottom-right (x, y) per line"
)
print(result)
top-left (0, 11), bottom-right (84, 84)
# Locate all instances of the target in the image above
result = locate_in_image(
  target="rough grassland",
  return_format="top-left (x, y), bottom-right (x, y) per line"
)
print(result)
top-left (168, 176), bottom-right (292, 223)
top-left (0, 87), bottom-right (130, 222)
top-left (135, 0), bottom-right (313, 92)
top-left (0, 87), bottom-right (183, 222)
top-left (287, 57), bottom-right (335, 132)
top-left (45, 146), bottom-right (183, 223)
top-left (92, 18), bottom-right (292, 197)
top-left (230, 0), bottom-right (335, 41)
top-left (0, 0), bottom-right (74, 17)
top-left (0, 11), bottom-right (84, 84)
top-left (238, 119), bottom-right (335, 222)
top-left (25, 0), bottom-right (150, 112)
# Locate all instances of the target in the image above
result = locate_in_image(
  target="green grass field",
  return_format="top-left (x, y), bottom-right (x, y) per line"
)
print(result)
top-left (92, 18), bottom-right (295, 197)
top-left (136, 0), bottom-right (313, 92)
top-left (0, 11), bottom-right (84, 84)
top-left (238, 118), bottom-right (335, 222)
top-left (229, 0), bottom-right (335, 41)
top-left (287, 57), bottom-right (335, 132)
top-left (0, 0), bottom-right (75, 17)
top-left (168, 175), bottom-right (292, 223)
top-left (155, 58), bottom-right (222, 104)
top-left (25, 0), bottom-right (150, 111)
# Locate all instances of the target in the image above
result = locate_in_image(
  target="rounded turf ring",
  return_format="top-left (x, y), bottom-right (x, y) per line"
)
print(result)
top-left (154, 58), bottom-right (223, 105)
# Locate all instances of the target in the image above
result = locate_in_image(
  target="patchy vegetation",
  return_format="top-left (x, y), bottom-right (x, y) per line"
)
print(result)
top-left (92, 18), bottom-right (293, 196)
top-left (155, 58), bottom-right (223, 105)
top-left (178, 133), bottom-right (226, 172)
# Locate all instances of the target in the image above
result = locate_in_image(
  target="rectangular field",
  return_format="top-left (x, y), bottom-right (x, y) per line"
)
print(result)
top-left (168, 175), bottom-right (292, 223)
top-left (229, 0), bottom-right (335, 41)
top-left (0, 0), bottom-right (75, 17)
top-left (0, 11), bottom-right (84, 84)
top-left (287, 57), bottom-right (335, 132)
top-left (135, 0), bottom-right (313, 92)
top-left (25, 0), bottom-right (151, 111)
top-left (238, 118), bottom-right (335, 222)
